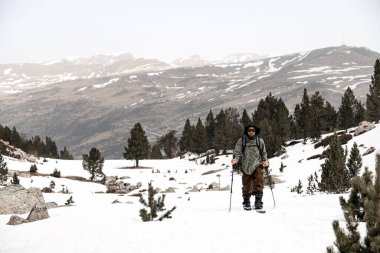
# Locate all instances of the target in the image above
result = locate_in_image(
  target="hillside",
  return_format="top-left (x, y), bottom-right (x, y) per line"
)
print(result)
top-left (0, 122), bottom-right (379, 253)
top-left (0, 45), bottom-right (379, 158)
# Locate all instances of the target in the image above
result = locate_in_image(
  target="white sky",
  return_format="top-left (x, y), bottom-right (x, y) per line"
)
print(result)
top-left (0, 0), bottom-right (379, 64)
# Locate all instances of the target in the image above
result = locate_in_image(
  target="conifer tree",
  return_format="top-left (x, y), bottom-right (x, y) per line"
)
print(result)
top-left (82, 147), bottom-right (105, 181)
top-left (193, 118), bottom-right (207, 154)
top-left (309, 91), bottom-right (324, 139)
top-left (354, 101), bottom-right (366, 126)
top-left (123, 123), bottom-right (150, 167)
top-left (323, 101), bottom-right (338, 133)
top-left (59, 147), bottom-right (74, 160)
top-left (319, 134), bottom-right (350, 193)
top-left (179, 119), bottom-right (194, 152)
top-left (158, 130), bottom-right (178, 158)
top-left (0, 153), bottom-right (8, 185)
top-left (338, 87), bottom-right (358, 131)
top-left (204, 110), bottom-right (215, 150)
top-left (241, 109), bottom-right (252, 128)
top-left (299, 88), bottom-right (311, 140)
top-left (29, 164), bottom-right (38, 174)
top-left (11, 172), bottom-right (20, 185)
top-left (366, 59), bottom-right (380, 123)
top-left (225, 108), bottom-right (242, 150)
top-left (150, 144), bottom-right (164, 159)
top-left (213, 109), bottom-right (228, 153)
top-left (347, 142), bottom-right (362, 178)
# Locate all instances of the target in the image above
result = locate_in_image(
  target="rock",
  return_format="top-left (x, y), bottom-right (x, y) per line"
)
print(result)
top-left (46, 202), bottom-right (59, 209)
top-left (355, 121), bottom-right (376, 136)
top-left (363, 147), bottom-right (376, 156)
top-left (112, 199), bottom-right (121, 204)
top-left (281, 154), bottom-right (289, 160)
top-left (162, 187), bottom-right (176, 193)
top-left (0, 185), bottom-right (48, 215)
top-left (7, 215), bottom-right (29, 225)
top-left (307, 154), bottom-right (321, 160)
top-left (27, 201), bottom-right (49, 222)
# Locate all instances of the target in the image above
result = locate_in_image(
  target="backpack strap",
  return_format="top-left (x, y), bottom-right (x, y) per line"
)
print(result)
top-left (255, 136), bottom-right (264, 161)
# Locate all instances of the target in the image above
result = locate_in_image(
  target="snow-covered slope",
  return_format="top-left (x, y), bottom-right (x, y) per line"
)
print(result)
top-left (1, 123), bottom-right (379, 253)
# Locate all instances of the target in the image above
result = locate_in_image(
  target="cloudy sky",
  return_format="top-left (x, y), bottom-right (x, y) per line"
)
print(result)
top-left (0, 0), bottom-right (379, 64)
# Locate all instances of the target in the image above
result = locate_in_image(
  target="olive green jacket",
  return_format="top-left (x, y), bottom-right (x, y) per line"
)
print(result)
top-left (233, 136), bottom-right (268, 175)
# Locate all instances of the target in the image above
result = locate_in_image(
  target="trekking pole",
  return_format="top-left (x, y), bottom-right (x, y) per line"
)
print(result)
top-left (229, 165), bottom-right (234, 212)
top-left (264, 166), bottom-right (276, 207)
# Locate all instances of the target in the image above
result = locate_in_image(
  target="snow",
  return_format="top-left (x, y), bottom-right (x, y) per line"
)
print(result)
top-left (1, 124), bottom-right (380, 253)
top-left (93, 78), bottom-right (119, 89)
top-left (243, 61), bottom-right (263, 68)
top-left (3, 68), bottom-right (12, 75)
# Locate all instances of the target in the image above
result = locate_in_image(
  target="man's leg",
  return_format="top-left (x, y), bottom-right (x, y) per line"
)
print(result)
top-left (252, 166), bottom-right (264, 209)
top-left (241, 173), bottom-right (254, 209)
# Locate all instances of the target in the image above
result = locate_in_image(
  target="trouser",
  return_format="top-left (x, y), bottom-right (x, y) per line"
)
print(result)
top-left (242, 166), bottom-right (264, 197)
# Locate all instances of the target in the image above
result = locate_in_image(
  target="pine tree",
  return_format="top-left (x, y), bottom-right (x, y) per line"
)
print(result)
top-left (347, 142), bottom-right (362, 178)
top-left (338, 87), bottom-right (358, 131)
top-left (59, 147), bottom-right (74, 160)
top-left (309, 91), bottom-right (324, 140)
top-left (354, 101), bottom-right (366, 126)
top-left (179, 119), bottom-right (194, 152)
top-left (50, 168), bottom-right (61, 178)
top-left (150, 144), bottom-right (164, 159)
top-left (241, 109), bottom-right (252, 128)
top-left (363, 153), bottom-right (380, 252)
top-left (11, 173), bottom-right (20, 185)
top-left (319, 134), bottom-right (350, 193)
top-left (158, 130), bottom-right (178, 158)
top-left (123, 123), bottom-right (150, 167)
top-left (366, 59), bottom-right (380, 123)
top-left (138, 183), bottom-right (176, 222)
top-left (193, 118), bottom-right (207, 154)
top-left (299, 88), bottom-right (311, 140)
top-left (204, 110), bottom-right (215, 150)
top-left (323, 101), bottom-right (338, 133)
top-left (213, 110), bottom-right (228, 153)
top-left (29, 164), bottom-right (38, 174)
top-left (0, 153), bottom-right (8, 185)
top-left (82, 147), bottom-right (105, 181)
top-left (225, 108), bottom-right (242, 150)
top-left (291, 179), bottom-right (303, 194)
top-left (259, 118), bottom-right (281, 158)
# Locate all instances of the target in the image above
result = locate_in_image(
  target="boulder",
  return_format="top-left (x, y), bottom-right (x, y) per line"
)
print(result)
top-left (363, 147), bottom-right (376, 156)
top-left (0, 185), bottom-right (48, 215)
top-left (355, 121), bottom-right (376, 136)
top-left (7, 215), bottom-right (28, 225)
top-left (46, 202), bottom-right (59, 209)
top-left (27, 202), bottom-right (49, 222)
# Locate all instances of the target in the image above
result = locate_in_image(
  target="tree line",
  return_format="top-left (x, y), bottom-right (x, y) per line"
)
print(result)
top-left (0, 124), bottom-right (74, 160)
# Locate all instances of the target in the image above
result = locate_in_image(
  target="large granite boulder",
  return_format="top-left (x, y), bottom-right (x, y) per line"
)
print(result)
top-left (355, 121), bottom-right (376, 136)
top-left (0, 185), bottom-right (48, 215)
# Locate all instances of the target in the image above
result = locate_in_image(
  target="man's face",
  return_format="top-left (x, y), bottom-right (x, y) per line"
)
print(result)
top-left (248, 127), bottom-right (255, 136)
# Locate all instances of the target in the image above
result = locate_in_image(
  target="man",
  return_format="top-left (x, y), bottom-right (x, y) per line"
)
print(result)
top-left (231, 124), bottom-right (269, 210)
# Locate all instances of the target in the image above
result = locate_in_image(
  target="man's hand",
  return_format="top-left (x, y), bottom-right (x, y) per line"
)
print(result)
top-left (262, 161), bottom-right (269, 167)
top-left (231, 159), bottom-right (237, 165)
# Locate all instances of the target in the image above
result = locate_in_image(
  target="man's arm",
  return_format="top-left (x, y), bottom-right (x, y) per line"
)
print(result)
top-left (231, 138), bottom-right (242, 165)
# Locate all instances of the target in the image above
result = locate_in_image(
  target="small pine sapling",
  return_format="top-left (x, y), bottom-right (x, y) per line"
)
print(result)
top-left (65, 196), bottom-right (75, 206)
top-left (29, 164), bottom-right (38, 174)
top-left (291, 179), bottom-right (303, 194)
top-left (138, 183), bottom-right (176, 222)
top-left (11, 172), bottom-right (20, 185)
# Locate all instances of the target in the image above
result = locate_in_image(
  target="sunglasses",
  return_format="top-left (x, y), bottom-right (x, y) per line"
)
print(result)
top-left (248, 129), bottom-right (255, 133)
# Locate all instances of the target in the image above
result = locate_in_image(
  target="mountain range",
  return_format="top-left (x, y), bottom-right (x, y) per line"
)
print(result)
top-left (0, 45), bottom-right (379, 158)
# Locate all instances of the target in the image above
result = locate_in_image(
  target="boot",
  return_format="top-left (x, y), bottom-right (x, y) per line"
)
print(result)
top-left (254, 192), bottom-right (263, 210)
top-left (242, 196), bottom-right (251, 210)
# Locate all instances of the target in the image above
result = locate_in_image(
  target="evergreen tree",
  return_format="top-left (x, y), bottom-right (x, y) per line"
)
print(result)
top-left (204, 110), bottom-right (215, 150)
top-left (241, 109), bottom-right (252, 128)
top-left (158, 130), bottom-right (178, 158)
top-left (29, 164), bottom-right (38, 174)
top-left (290, 105), bottom-right (302, 139)
top-left (319, 134), bottom-right (350, 193)
top-left (258, 118), bottom-right (281, 158)
top-left (150, 144), bottom-right (164, 159)
top-left (123, 123), bottom-right (150, 167)
top-left (193, 118), bottom-right (207, 154)
top-left (50, 168), bottom-right (61, 178)
top-left (0, 153), bottom-right (8, 185)
top-left (11, 172), bottom-right (20, 185)
top-left (309, 91), bottom-right (324, 139)
top-left (213, 109), bottom-right (228, 153)
top-left (82, 147), bottom-right (105, 181)
top-left (354, 101), bottom-right (366, 126)
top-left (347, 142), bottom-right (362, 178)
top-left (323, 101), bottom-right (338, 133)
top-left (225, 108), bottom-right (242, 150)
top-left (59, 147), bottom-right (74, 160)
top-left (299, 88), bottom-right (311, 140)
top-left (366, 59), bottom-right (380, 122)
top-left (179, 119), bottom-right (194, 152)
top-left (338, 87), bottom-right (357, 131)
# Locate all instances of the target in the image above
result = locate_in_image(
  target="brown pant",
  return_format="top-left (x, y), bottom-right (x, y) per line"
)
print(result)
top-left (242, 166), bottom-right (264, 197)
